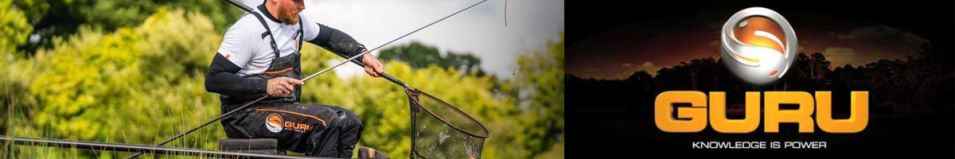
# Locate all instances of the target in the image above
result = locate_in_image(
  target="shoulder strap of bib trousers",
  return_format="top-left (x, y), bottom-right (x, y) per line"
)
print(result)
top-left (250, 12), bottom-right (281, 58)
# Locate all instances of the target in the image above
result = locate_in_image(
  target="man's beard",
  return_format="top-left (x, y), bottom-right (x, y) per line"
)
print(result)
top-left (276, 2), bottom-right (300, 25)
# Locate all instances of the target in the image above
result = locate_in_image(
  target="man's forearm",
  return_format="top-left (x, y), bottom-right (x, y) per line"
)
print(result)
top-left (205, 53), bottom-right (267, 95)
top-left (308, 23), bottom-right (366, 62)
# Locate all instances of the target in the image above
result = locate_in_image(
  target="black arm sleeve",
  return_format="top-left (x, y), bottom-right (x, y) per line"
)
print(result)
top-left (307, 23), bottom-right (366, 63)
top-left (205, 53), bottom-right (267, 95)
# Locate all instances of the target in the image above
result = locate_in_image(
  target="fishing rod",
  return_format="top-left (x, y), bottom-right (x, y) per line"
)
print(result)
top-left (125, 0), bottom-right (487, 158)
top-left (0, 135), bottom-right (330, 159)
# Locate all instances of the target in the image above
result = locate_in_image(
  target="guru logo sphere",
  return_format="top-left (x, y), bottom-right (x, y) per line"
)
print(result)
top-left (721, 7), bottom-right (798, 85)
top-left (266, 114), bottom-right (283, 133)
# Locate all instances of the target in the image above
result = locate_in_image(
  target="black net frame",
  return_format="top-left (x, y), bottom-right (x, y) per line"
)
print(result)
top-left (405, 88), bottom-right (490, 159)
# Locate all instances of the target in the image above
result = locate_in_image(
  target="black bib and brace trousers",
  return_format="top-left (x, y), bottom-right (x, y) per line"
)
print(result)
top-left (217, 11), bottom-right (364, 158)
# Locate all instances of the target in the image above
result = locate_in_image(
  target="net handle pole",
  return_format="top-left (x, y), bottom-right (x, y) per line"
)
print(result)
top-left (330, 53), bottom-right (408, 89)
top-left (224, 0), bottom-right (253, 12)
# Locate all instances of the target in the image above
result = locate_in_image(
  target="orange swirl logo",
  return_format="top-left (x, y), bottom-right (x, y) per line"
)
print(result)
top-left (266, 114), bottom-right (283, 133)
top-left (721, 7), bottom-right (797, 85)
top-left (732, 16), bottom-right (786, 66)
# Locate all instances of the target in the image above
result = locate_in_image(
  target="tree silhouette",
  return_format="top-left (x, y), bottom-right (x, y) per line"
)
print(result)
top-left (378, 41), bottom-right (487, 76)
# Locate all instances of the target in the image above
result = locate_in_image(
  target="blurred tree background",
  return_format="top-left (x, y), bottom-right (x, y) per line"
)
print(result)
top-left (0, 0), bottom-right (564, 159)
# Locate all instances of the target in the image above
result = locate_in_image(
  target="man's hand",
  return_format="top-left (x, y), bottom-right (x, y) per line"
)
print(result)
top-left (362, 53), bottom-right (384, 77)
top-left (267, 77), bottom-right (304, 96)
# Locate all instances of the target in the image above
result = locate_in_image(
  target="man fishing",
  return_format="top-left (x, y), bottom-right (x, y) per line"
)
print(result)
top-left (205, 0), bottom-right (383, 157)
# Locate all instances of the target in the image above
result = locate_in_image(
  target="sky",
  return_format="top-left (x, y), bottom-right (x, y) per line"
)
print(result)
top-left (240, 0), bottom-right (565, 80)
top-left (565, 4), bottom-right (932, 80)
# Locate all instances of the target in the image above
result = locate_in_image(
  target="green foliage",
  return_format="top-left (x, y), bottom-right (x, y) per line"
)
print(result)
top-left (379, 41), bottom-right (486, 76)
top-left (5, 9), bottom-right (224, 158)
top-left (17, 0), bottom-right (243, 54)
top-left (11, 0), bottom-right (50, 21)
top-left (0, 0), bottom-right (33, 59)
top-left (504, 32), bottom-right (565, 158)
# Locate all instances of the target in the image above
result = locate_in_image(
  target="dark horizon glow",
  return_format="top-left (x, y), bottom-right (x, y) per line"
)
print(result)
top-left (567, 10), bottom-right (930, 80)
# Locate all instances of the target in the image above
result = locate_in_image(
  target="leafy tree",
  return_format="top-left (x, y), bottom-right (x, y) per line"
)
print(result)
top-left (16, 0), bottom-right (244, 54)
top-left (379, 41), bottom-right (486, 76)
top-left (1, 0), bottom-right (33, 59)
top-left (5, 8), bottom-right (225, 159)
top-left (500, 32), bottom-right (564, 158)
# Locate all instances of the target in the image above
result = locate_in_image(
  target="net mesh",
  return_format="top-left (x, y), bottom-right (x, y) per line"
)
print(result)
top-left (406, 88), bottom-right (489, 159)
